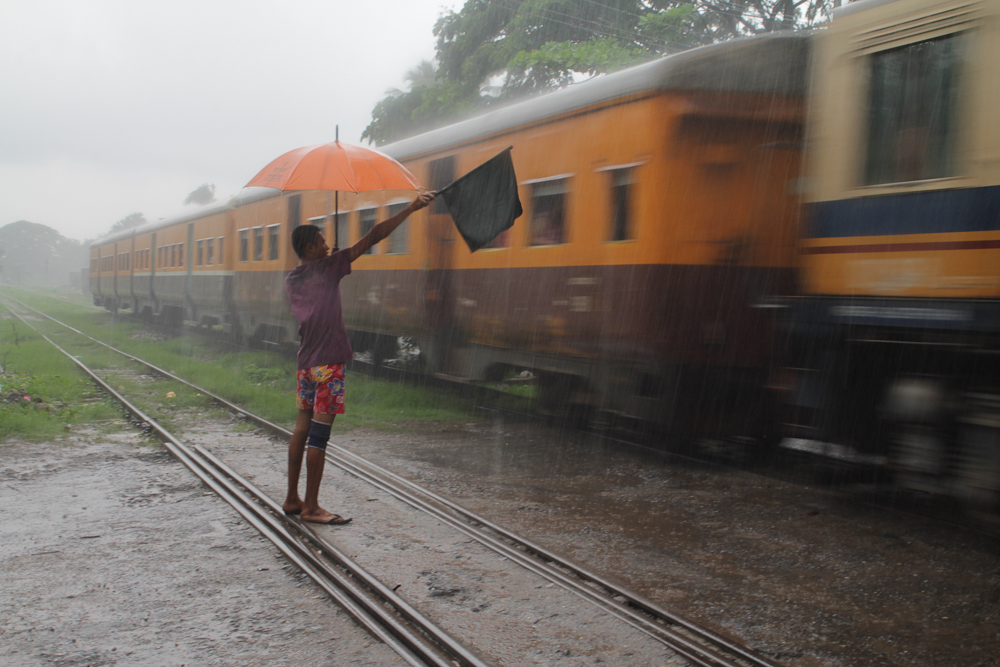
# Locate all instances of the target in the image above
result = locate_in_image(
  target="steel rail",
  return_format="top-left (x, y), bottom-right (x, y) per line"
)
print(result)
top-left (1, 300), bottom-right (488, 667)
top-left (326, 446), bottom-right (778, 667)
top-left (6, 294), bottom-right (781, 667)
top-left (192, 444), bottom-right (489, 667)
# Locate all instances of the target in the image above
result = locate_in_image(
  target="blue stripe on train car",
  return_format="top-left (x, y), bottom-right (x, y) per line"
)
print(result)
top-left (809, 185), bottom-right (1000, 238)
top-left (791, 297), bottom-right (1000, 332)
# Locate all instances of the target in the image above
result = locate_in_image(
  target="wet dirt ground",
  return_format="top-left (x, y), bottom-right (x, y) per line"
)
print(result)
top-left (336, 419), bottom-right (1000, 667)
top-left (4, 413), bottom-right (1000, 667)
top-left (0, 427), bottom-right (402, 667)
top-left (182, 418), bottom-right (687, 667)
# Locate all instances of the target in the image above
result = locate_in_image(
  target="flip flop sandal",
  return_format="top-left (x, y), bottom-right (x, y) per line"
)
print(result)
top-left (305, 514), bottom-right (352, 525)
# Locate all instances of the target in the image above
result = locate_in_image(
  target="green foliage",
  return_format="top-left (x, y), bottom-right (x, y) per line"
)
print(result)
top-left (362, 82), bottom-right (479, 146)
top-left (243, 363), bottom-right (287, 385)
top-left (0, 310), bottom-right (118, 442)
top-left (365, 0), bottom-right (832, 145)
top-left (5, 289), bottom-right (484, 433)
top-left (108, 212), bottom-right (147, 235)
top-left (0, 221), bottom-right (88, 288)
top-left (505, 36), bottom-right (655, 96)
top-left (184, 183), bottom-right (216, 206)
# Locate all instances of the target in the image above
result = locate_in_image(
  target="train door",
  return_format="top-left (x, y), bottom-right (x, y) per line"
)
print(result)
top-left (129, 233), bottom-right (136, 311)
top-left (150, 232), bottom-right (158, 316)
top-left (185, 223), bottom-right (196, 322)
top-left (425, 155), bottom-right (458, 372)
top-left (112, 242), bottom-right (119, 312)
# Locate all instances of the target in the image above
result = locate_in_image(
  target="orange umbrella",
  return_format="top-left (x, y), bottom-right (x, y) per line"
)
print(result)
top-left (245, 140), bottom-right (423, 192)
top-left (245, 132), bottom-right (424, 248)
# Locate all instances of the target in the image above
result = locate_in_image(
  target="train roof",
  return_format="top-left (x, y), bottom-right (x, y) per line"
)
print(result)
top-left (92, 186), bottom-right (280, 247)
top-left (380, 31), bottom-right (811, 161)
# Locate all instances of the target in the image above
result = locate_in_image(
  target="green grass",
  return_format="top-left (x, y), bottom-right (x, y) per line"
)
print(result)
top-left (2, 287), bottom-right (484, 432)
top-left (0, 310), bottom-right (120, 442)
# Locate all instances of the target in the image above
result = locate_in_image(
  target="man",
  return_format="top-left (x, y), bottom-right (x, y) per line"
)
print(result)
top-left (283, 191), bottom-right (435, 524)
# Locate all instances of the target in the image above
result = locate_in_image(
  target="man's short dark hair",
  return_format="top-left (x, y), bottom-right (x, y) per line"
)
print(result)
top-left (291, 224), bottom-right (321, 259)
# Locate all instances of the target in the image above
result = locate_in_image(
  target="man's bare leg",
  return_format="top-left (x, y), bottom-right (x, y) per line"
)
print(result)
top-left (283, 409), bottom-right (313, 514)
top-left (301, 412), bottom-right (340, 523)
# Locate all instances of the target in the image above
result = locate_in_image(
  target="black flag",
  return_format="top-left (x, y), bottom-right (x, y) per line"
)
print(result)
top-left (438, 147), bottom-right (523, 253)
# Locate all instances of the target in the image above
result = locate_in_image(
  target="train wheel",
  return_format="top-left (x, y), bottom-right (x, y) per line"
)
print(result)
top-left (537, 372), bottom-right (592, 428)
top-left (884, 377), bottom-right (954, 498)
top-left (953, 392), bottom-right (1000, 514)
top-left (372, 335), bottom-right (399, 368)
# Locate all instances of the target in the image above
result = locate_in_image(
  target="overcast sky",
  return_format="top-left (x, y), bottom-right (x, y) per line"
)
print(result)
top-left (1, 0), bottom-right (456, 242)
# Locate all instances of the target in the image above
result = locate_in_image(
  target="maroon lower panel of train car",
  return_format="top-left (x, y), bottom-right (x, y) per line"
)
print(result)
top-left (341, 262), bottom-right (791, 438)
top-left (342, 262), bottom-right (792, 368)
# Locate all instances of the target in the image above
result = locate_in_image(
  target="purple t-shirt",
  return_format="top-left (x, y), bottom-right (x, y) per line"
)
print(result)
top-left (285, 249), bottom-right (353, 370)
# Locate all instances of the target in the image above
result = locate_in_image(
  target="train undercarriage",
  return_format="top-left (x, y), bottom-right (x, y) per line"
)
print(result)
top-left (781, 297), bottom-right (1000, 513)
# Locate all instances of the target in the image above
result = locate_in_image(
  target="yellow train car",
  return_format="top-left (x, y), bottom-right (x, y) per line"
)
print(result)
top-left (785, 0), bottom-right (1000, 506)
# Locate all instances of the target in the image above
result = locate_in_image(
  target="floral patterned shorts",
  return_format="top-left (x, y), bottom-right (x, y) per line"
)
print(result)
top-left (295, 364), bottom-right (345, 415)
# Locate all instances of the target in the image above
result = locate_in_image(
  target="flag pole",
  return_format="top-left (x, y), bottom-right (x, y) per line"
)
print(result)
top-left (334, 125), bottom-right (339, 249)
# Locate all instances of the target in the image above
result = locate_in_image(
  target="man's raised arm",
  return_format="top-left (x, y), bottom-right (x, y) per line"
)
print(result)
top-left (348, 191), bottom-right (435, 263)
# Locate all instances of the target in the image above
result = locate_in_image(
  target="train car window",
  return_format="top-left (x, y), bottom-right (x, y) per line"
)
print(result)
top-left (288, 194), bottom-right (301, 230)
top-left (864, 33), bottom-right (963, 185)
top-left (197, 240), bottom-right (204, 266)
top-left (529, 179), bottom-right (568, 246)
top-left (386, 203), bottom-right (408, 254)
top-left (428, 156), bottom-right (455, 215)
top-left (609, 168), bottom-right (634, 241)
top-left (268, 225), bottom-right (280, 260)
top-left (178, 243), bottom-right (184, 267)
top-left (239, 230), bottom-right (249, 262)
top-left (217, 237), bottom-right (224, 265)
top-left (253, 227), bottom-right (264, 261)
top-left (335, 212), bottom-right (349, 249)
top-left (171, 245), bottom-right (176, 267)
top-left (359, 208), bottom-right (378, 255)
top-left (206, 239), bottom-right (214, 265)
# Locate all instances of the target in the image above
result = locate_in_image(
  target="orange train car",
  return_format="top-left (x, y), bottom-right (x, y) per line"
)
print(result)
top-left (91, 32), bottom-right (809, 437)
top-left (354, 32), bottom-right (809, 434)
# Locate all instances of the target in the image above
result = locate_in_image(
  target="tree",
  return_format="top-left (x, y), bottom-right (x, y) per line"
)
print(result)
top-left (0, 221), bottom-right (87, 287)
top-left (184, 183), bottom-right (216, 206)
top-left (364, 0), bottom-right (832, 145)
top-left (108, 212), bottom-right (147, 235)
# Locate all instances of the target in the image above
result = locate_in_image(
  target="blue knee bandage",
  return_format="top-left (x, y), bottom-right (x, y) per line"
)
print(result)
top-left (306, 420), bottom-right (332, 451)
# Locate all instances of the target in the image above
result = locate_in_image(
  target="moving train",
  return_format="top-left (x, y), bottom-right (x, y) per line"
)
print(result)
top-left (783, 0), bottom-right (1000, 510)
top-left (92, 31), bottom-right (809, 440)
top-left (91, 0), bottom-right (1000, 509)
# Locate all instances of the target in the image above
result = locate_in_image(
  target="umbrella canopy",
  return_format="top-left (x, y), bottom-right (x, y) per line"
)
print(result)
top-left (245, 140), bottom-right (423, 193)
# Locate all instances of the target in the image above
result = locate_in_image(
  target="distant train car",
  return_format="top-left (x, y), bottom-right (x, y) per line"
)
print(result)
top-left (90, 31), bottom-right (809, 438)
top-left (783, 0), bottom-right (1000, 507)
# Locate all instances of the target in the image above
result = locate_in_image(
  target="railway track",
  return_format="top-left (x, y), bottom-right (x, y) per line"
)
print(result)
top-left (2, 298), bottom-right (487, 667)
top-left (17, 289), bottom-right (1000, 538)
top-left (4, 293), bottom-right (784, 667)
